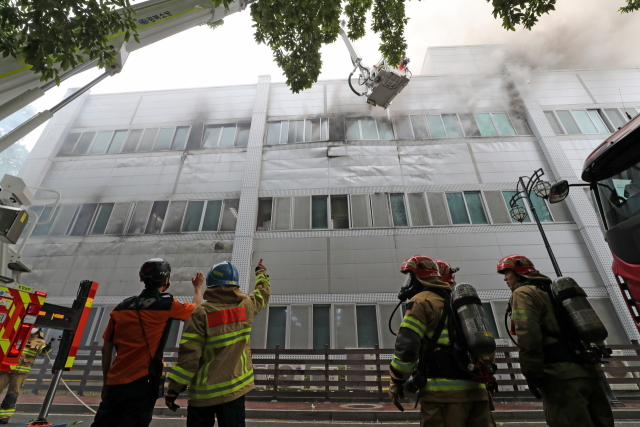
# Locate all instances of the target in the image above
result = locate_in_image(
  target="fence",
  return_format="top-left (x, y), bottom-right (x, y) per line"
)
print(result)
top-left (22, 344), bottom-right (640, 401)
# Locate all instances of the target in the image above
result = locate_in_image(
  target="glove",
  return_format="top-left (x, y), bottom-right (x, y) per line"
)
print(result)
top-left (42, 344), bottom-right (52, 353)
top-left (389, 382), bottom-right (405, 412)
top-left (165, 392), bottom-right (180, 412)
top-left (255, 259), bottom-right (266, 276)
top-left (526, 377), bottom-right (543, 399)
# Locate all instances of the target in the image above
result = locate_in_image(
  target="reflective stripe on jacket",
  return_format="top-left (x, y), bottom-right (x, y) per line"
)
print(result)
top-left (14, 333), bottom-right (49, 373)
top-left (168, 274), bottom-right (271, 407)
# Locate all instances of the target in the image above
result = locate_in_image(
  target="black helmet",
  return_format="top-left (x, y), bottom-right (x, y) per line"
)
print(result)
top-left (139, 258), bottom-right (171, 288)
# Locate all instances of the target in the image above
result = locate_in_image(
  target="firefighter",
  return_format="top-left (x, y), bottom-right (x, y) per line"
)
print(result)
top-left (0, 328), bottom-right (51, 423)
top-left (165, 260), bottom-right (270, 427)
top-left (389, 255), bottom-right (494, 427)
top-left (435, 259), bottom-right (457, 285)
top-left (498, 254), bottom-right (614, 427)
top-left (91, 258), bottom-right (203, 427)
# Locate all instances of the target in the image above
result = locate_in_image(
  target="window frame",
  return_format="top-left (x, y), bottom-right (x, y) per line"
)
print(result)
top-left (392, 115), bottom-right (415, 139)
top-left (73, 132), bottom-right (98, 155)
top-left (345, 117), bottom-right (381, 140)
top-left (329, 194), bottom-right (351, 230)
top-left (202, 123), bottom-right (243, 148)
top-left (554, 110), bottom-right (582, 134)
top-left (489, 112), bottom-right (518, 136)
top-left (292, 196), bottom-right (312, 231)
top-left (88, 203), bottom-right (115, 235)
top-left (87, 131), bottom-right (115, 154)
top-left (348, 194), bottom-right (372, 229)
top-left (444, 191), bottom-right (490, 225)
top-left (501, 191), bottom-right (555, 224)
top-left (405, 192), bottom-right (433, 227)
top-left (569, 110), bottom-right (600, 134)
top-left (388, 193), bottom-right (409, 227)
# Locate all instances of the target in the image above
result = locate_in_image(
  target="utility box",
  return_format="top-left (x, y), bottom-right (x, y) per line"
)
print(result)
top-left (0, 206), bottom-right (28, 245)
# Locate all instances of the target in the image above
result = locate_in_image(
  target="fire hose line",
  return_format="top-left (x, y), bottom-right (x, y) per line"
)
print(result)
top-left (45, 354), bottom-right (97, 414)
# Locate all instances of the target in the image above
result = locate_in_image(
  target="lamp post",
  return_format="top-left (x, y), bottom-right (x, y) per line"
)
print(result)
top-left (508, 168), bottom-right (562, 278)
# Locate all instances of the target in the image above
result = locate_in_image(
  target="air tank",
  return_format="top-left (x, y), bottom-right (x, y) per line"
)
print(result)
top-left (451, 283), bottom-right (496, 362)
top-left (551, 277), bottom-right (608, 344)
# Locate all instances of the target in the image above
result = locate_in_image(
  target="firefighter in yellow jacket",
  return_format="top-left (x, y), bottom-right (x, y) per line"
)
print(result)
top-left (389, 255), bottom-right (494, 427)
top-left (498, 254), bottom-right (613, 427)
top-left (165, 260), bottom-right (270, 427)
top-left (0, 328), bottom-right (52, 423)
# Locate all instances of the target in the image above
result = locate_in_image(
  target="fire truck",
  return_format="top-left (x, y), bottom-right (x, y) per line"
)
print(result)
top-left (550, 113), bottom-right (640, 334)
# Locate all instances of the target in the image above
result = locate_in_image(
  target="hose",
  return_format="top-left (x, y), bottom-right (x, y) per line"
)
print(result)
top-left (348, 71), bottom-right (364, 97)
top-left (388, 301), bottom-right (403, 336)
top-left (45, 353), bottom-right (97, 414)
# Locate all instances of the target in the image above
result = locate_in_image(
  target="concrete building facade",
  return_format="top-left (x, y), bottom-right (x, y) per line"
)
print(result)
top-left (14, 46), bottom-right (640, 350)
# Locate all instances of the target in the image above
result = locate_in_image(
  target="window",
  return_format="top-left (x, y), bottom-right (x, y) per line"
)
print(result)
top-left (107, 130), bottom-right (128, 153)
top-left (587, 110), bottom-right (610, 133)
top-left (344, 117), bottom-right (392, 140)
top-left (203, 124), bottom-right (242, 148)
top-left (411, 115), bottom-right (430, 138)
top-left (73, 132), bottom-right (96, 155)
top-left (328, 117), bottom-right (343, 141)
top-left (334, 305), bottom-right (356, 349)
top-left (293, 196), bottom-right (311, 230)
top-left (266, 122), bottom-right (282, 145)
top-left (312, 196), bottom-right (328, 229)
top-left (219, 126), bottom-right (237, 147)
top-left (266, 307), bottom-right (287, 349)
top-left (407, 193), bottom-right (430, 226)
top-left (219, 199), bottom-right (240, 231)
top-left (481, 303), bottom-right (500, 338)
top-left (163, 201), bottom-right (187, 233)
top-left (510, 114), bottom-right (533, 135)
top-left (350, 194), bottom-right (372, 228)
top-left (171, 126), bottom-right (190, 150)
top-left (49, 205), bottom-right (79, 236)
top-left (290, 305), bottom-right (311, 349)
top-left (273, 197), bottom-right (291, 230)
top-left (475, 114), bottom-right (498, 136)
top-left (502, 191), bottom-right (531, 223)
top-left (446, 192), bottom-right (488, 225)
top-left (183, 201), bottom-right (205, 232)
top-left (90, 203), bottom-right (114, 235)
top-left (235, 123), bottom-right (250, 147)
top-left (571, 110), bottom-right (598, 134)
top-left (32, 206), bottom-right (60, 236)
top-left (69, 204), bottom-right (98, 236)
top-left (464, 192), bottom-right (489, 224)
top-left (544, 111), bottom-right (565, 135)
top-left (104, 203), bottom-right (132, 235)
top-left (356, 306), bottom-right (379, 348)
top-left (604, 108), bottom-right (627, 129)
top-left (394, 116), bottom-right (414, 139)
top-left (145, 201), bottom-right (169, 234)
top-left (441, 114), bottom-right (463, 137)
top-left (371, 193), bottom-right (391, 227)
top-left (390, 193), bottom-right (408, 227)
top-left (313, 305), bottom-right (331, 349)
top-left (256, 198), bottom-right (273, 231)
top-left (122, 129), bottom-right (143, 152)
top-left (491, 113), bottom-right (517, 136)
top-left (265, 120), bottom-right (328, 145)
top-left (555, 110), bottom-right (581, 134)
top-left (377, 118), bottom-right (394, 140)
top-left (203, 125), bottom-right (222, 148)
top-left (137, 128), bottom-right (159, 152)
top-left (305, 119), bottom-right (321, 142)
top-left (58, 133), bottom-right (81, 156)
top-left (330, 195), bottom-right (349, 229)
top-left (89, 131), bottom-right (113, 154)
top-left (458, 113), bottom-right (480, 137)
top-left (126, 201), bottom-right (153, 235)
top-left (446, 193), bottom-right (470, 224)
top-left (288, 120), bottom-right (304, 143)
top-left (483, 190), bottom-right (512, 224)
top-left (154, 128), bottom-right (174, 151)
top-left (529, 193), bottom-right (553, 222)
top-left (202, 200), bottom-right (223, 231)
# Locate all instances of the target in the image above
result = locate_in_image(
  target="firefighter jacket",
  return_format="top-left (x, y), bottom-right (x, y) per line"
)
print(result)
top-left (167, 273), bottom-right (270, 406)
top-left (15, 333), bottom-right (51, 374)
top-left (389, 277), bottom-right (488, 403)
top-left (509, 271), bottom-right (601, 381)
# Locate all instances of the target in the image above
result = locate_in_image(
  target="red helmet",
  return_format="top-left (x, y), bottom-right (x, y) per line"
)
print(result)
top-left (497, 255), bottom-right (536, 275)
top-left (401, 255), bottom-right (441, 279)
top-left (435, 259), bottom-right (457, 282)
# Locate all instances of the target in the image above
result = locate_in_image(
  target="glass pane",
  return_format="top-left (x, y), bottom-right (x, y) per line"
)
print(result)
top-left (394, 116), bottom-right (413, 139)
top-left (70, 204), bottom-right (98, 236)
top-left (604, 108), bottom-right (626, 130)
top-left (360, 117), bottom-right (378, 139)
top-left (571, 110), bottom-right (598, 134)
top-left (330, 195), bottom-right (349, 229)
top-left (105, 203), bottom-right (131, 235)
top-left (235, 123), bottom-right (251, 147)
top-left (91, 204), bottom-right (114, 235)
top-left (484, 190), bottom-right (512, 224)
top-left (170, 126), bottom-right (189, 150)
top-left (126, 201), bottom-right (153, 235)
top-left (623, 108), bottom-right (636, 120)
top-left (345, 118), bottom-right (361, 139)
top-left (203, 125), bottom-right (222, 148)
top-left (350, 194), bottom-right (371, 228)
top-left (474, 114), bottom-right (497, 136)
top-left (280, 121), bottom-right (289, 143)
top-left (482, 303), bottom-right (500, 338)
top-left (377, 118), bottom-right (394, 140)
top-left (293, 196), bottom-right (311, 230)
top-left (328, 117), bottom-right (344, 140)
top-left (183, 201), bottom-right (205, 232)
top-left (390, 193), bottom-right (408, 227)
top-left (356, 306), bottom-right (379, 348)
top-left (186, 122), bottom-right (204, 150)
top-left (73, 132), bottom-right (95, 155)
top-left (122, 129), bottom-right (143, 152)
top-left (313, 305), bottom-right (331, 349)
top-left (145, 201), bottom-right (169, 234)
top-left (311, 196), bottom-right (328, 229)
top-left (442, 114), bottom-right (463, 137)
top-left (334, 305), bottom-right (356, 349)
top-left (202, 200), bottom-right (223, 231)
top-left (305, 118), bottom-right (320, 142)
top-left (407, 193), bottom-right (430, 226)
top-left (427, 192), bottom-right (450, 225)
top-left (502, 191), bottom-right (531, 223)
top-left (154, 128), bottom-right (174, 151)
top-left (107, 130), bottom-right (128, 153)
top-left (544, 112), bottom-right (565, 135)
top-left (290, 305), bottom-right (310, 349)
top-left (273, 197), bottom-right (291, 230)
top-left (511, 115), bottom-right (533, 135)
top-left (58, 133), bottom-right (80, 156)
top-left (464, 192), bottom-right (488, 224)
top-left (289, 120), bottom-right (304, 143)
top-left (137, 128), bottom-right (158, 152)
top-left (266, 122), bottom-right (281, 145)
top-left (219, 199), bottom-right (240, 231)
top-left (89, 131), bottom-right (113, 154)
top-left (266, 307), bottom-right (287, 349)
top-left (556, 110), bottom-right (581, 134)
top-left (321, 119), bottom-right (328, 141)
top-left (256, 198), bottom-right (273, 231)
top-left (32, 206), bottom-right (60, 236)
top-left (371, 193), bottom-right (391, 227)
top-left (410, 115), bottom-right (429, 139)
top-left (50, 205), bottom-right (78, 236)
top-left (587, 110), bottom-right (610, 133)
top-left (426, 115), bottom-right (446, 138)
top-left (219, 125), bottom-right (236, 147)
top-left (163, 201), bottom-right (187, 233)
top-left (446, 193), bottom-right (470, 224)
top-left (529, 193), bottom-right (553, 222)
top-left (492, 113), bottom-right (517, 136)
top-left (458, 113), bottom-right (480, 137)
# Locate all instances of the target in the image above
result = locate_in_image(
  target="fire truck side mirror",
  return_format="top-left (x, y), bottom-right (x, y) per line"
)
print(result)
top-left (549, 180), bottom-right (570, 204)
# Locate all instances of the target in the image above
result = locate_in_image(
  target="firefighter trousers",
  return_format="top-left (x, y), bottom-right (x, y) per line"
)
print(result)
top-left (540, 377), bottom-right (614, 427)
top-left (420, 400), bottom-right (495, 427)
top-left (187, 395), bottom-right (246, 427)
top-left (0, 372), bottom-right (28, 420)
top-left (91, 376), bottom-right (156, 427)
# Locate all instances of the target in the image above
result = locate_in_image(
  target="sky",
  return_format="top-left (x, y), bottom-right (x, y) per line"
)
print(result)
top-left (16, 0), bottom-right (640, 150)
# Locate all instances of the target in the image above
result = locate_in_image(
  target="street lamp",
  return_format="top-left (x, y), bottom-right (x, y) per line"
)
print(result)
top-left (508, 168), bottom-right (562, 277)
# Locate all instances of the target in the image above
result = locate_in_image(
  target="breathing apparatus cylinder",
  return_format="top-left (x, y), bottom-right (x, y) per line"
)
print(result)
top-left (551, 277), bottom-right (608, 344)
top-left (451, 283), bottom-right (496, 362)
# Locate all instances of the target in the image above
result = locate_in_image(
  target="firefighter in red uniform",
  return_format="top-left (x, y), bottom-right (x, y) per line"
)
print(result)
top-left (91, 259), bottom-right (203, 427)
